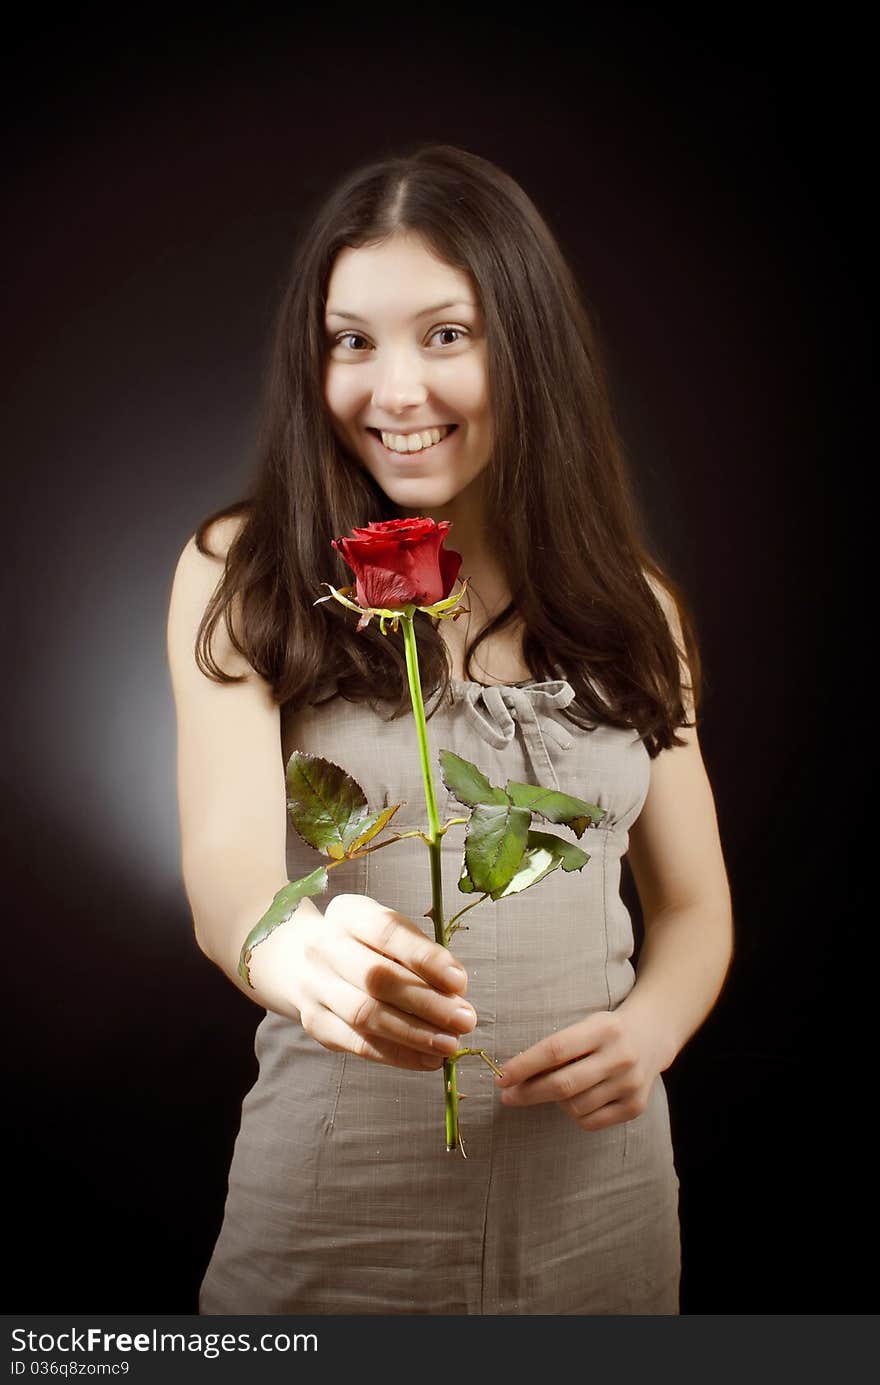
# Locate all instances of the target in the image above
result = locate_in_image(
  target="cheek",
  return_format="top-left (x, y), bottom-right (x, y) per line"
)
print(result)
top-left (324, 366), bottom-right (359, 421)
top-left (454, 356), bottom-right (491, 420)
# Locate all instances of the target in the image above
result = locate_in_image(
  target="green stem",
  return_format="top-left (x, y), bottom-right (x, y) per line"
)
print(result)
top-left (400, 610), bottom-right (461, 1153)
top-left (443, 893), bottom-right (488, 945)
top-left (449, 1047), bottom-right (505, 1079)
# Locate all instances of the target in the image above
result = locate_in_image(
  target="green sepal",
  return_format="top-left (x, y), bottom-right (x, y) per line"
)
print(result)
top-left (313, 581), bottom-right (469, 623)
top-left (438, 749), bottom-right (510, 808)
top-left (504, 779), bottom-right (606, 839)
top-left (237, 866), bottom-right (329, 987)
top-left (286, 750), bottom-right (404, 856)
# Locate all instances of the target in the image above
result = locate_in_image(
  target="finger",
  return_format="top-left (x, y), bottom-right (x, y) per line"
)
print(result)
top-left (569, 1098), bottom-right (633, 1132)
top-left (329, 935), bottom-right (477, 1034)
top-left (500, 1054), bottom-right (606, 1107)
top-left (351, 904), bottom-right (469, 994)
top-left (306, 1003), bottom-right (446, 1071)
top-left (495, 1021), bottom-right (601, 1089)
top-left (559, 1075), bottom-right (622, 1119)
top-left (313, 965), bottom-right (465, 1056)
top-left (500, 1054), bottom-right (606, 1108)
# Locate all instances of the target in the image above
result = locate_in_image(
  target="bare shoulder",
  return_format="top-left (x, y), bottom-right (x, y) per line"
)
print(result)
top-left (627, 569), bottom-right (730, 918)
top-left (199, 510), bottom-right (251, 563)
top-left (642, 568), bottom-right (694, 721)
top-left (643, 569), bottom-right (680, 637)
top-left (173, 511), bottom-right (251, 586)
top-left (169, 510), bottom-right (255, 680)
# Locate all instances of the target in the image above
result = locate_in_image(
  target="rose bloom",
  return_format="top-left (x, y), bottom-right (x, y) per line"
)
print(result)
top-left (332, 516), bottom-right (462, 613)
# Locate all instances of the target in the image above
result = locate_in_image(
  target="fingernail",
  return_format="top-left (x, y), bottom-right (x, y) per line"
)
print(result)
top-left (445, 965), bottom-right (467, 989)
top-left (453, 1006), bottom-right (476, 1030)
top-left (433, 1033), bottom-right (460, 1053)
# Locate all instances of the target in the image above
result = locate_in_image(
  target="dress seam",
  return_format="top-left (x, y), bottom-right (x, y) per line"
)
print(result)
top-left (601, 828), bottom-right (612, 1012)
top-left (476, 899), bottom-right (499, 1314)
top-left (476, 1127), bottom-right (494, 1314)
top-left (603, 828), bottom-right (627, 1164)
top-left (327, 1052), bottom-right (347, 1131)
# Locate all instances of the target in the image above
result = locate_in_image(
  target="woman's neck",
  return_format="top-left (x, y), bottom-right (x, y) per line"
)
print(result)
top-left (438, 570), bottom-right (528, 685)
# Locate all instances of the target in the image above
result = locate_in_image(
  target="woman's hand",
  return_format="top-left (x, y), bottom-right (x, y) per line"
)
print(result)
top-left (247, 893), bottom-right (477, 1071)
top-left (494, 1005), bottom-right (673, 1131)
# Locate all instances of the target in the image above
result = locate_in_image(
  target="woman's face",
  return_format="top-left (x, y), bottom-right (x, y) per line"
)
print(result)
top-left (323, 232), bottom-right (494, 511)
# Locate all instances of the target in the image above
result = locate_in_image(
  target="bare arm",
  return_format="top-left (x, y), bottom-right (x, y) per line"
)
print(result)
top-left (166, 519), bottom-right (295, 1011)
top-left (618, 577), bottom-right (734, 1064)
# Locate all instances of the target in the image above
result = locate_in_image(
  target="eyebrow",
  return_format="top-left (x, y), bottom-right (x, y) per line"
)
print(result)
top-left (325, 299), bottom-right (475, 323)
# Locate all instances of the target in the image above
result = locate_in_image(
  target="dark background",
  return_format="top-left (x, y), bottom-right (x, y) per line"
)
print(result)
top-left (3, 10), bottom-right (870, 1313)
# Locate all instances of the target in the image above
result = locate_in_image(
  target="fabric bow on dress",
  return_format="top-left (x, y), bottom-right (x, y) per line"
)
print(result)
top-left (456, 679), bottom-right (577, 790)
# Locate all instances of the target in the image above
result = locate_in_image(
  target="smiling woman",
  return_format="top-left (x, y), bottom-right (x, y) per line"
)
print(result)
top-left (169, 142), bottom-right (732, 1317)
top-left (322, 234), bottom-right (494, 519)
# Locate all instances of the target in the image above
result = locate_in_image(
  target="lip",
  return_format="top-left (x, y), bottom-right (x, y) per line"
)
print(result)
top-left (367, 424), bottom-right (456, 435)
top-left (366, 425), bottom-right (459, 460)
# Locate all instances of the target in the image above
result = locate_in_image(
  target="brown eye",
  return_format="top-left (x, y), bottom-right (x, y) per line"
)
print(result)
top-left (331, 332), bottom-right (367, 351)
top-left (429, 327), bottom-right (467, 346)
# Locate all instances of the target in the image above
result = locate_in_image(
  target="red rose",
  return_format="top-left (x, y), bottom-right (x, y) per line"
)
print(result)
top-left (331, 517), bottom-right (462, 613)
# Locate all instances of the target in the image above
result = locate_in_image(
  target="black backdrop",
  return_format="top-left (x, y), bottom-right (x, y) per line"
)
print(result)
top-left (3, 11), bottom-right (870, 1313)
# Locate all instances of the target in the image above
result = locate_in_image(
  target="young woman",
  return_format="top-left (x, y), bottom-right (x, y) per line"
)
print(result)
top-left (167, 143), bottom-right (733, 1315)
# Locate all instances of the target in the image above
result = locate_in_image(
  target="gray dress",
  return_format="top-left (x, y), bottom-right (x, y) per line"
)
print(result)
top-left (199, 675), bottom-right (681, 1315)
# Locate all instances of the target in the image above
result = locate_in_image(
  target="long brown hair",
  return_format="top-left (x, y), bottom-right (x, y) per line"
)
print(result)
top-left (192, 143), bottom-right (703, 757)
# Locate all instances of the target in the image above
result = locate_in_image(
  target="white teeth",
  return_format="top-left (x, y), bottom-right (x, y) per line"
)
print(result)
top-left (379, 425), bottom-right (452, 453)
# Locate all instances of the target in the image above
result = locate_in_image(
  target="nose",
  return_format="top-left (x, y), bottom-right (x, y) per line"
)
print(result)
top-left (371, 349), bottom-right (429, 414)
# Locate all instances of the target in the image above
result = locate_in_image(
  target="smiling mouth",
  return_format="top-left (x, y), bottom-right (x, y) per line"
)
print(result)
top-left (367, 425), bottom-right (458, 456)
